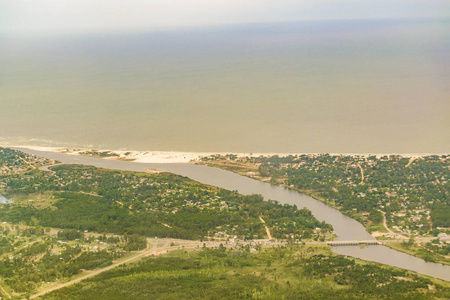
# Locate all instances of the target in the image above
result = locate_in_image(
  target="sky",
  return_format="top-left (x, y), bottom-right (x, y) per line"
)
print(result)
top-left (1, 0), bottom-right (450, 36)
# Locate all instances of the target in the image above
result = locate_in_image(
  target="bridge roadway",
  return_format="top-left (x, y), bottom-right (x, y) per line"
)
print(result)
top-left (326, 237), bottom-right (436, 247)
top-left (326, 240), bottom-right (380, 246)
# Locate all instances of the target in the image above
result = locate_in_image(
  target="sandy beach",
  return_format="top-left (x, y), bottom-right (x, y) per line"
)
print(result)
top-left (1, 144), bottom-right (444, 164)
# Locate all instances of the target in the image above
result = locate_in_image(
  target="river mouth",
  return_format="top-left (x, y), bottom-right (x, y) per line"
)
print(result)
top-left (9, 147), bottom-right (450, 281)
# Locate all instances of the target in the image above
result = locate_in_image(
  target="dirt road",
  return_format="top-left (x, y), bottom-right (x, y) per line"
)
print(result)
top-left (259, 216), bottom-right (272, 240)
top-left (29, 241), bottom-right (200, 299)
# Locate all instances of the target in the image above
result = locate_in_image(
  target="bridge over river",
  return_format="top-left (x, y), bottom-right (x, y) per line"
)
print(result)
top-left (13, 147), bottom-right (450, 282)
top-left (326, 237), bottom-right (436, 247)
top-left (327, 240), bottom-right (380, 246)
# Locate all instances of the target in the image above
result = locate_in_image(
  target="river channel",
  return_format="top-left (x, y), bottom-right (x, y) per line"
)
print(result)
top-left (14, 147), bottom-right (450, 281)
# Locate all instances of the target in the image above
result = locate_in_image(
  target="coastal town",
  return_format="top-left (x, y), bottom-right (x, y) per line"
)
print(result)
top-left (0, 147), bottom-right (449, 299)
top-left (198, 153), bottom-right (450, 264)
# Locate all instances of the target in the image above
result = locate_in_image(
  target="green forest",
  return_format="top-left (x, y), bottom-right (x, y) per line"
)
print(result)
top-left (0, 147), bottom-right (329, 298)
top-left (198, 154), bottom-right (450, 265)
top-left (1, 148), bottom-right (449, 299)
top-left (42, 245), bottom-right (450, 299)
top-left (199, 154), bottom-right (449, 234)
top-left (0, 160), bottom-right (331, 241)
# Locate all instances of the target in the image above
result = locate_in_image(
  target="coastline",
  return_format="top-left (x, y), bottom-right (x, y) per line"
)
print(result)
top-left (3, 143), bottom-right (450, 281)
top-left (1, 144), bottom-right (445, 164)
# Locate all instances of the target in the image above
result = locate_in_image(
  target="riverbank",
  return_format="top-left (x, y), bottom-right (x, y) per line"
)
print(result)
top-left (4, 146), bottom-right (450, 281)
top-left (385, 241), bottom-right (450, 266)
top-left (193, 155), bottom-right (450, 268)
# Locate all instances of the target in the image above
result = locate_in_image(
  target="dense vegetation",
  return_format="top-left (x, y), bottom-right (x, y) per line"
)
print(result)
top-left (1, 148), bottom-right (448, 298)
top-left (0, 147), bottom-right (331, 298)
top-left (199, 154), bottom-right (450, 265)
top-left (199, 154), bottom-right (450, 236)
top-left (42, 245), bottom-right (450, 299)
top-left (0, 161), bottom-right (330, 241)
top-left (0, 223), bottom-right (131, 297)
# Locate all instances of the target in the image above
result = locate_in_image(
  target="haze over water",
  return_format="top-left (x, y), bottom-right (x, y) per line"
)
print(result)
top-left (1, 19), bottom-right (449, 153)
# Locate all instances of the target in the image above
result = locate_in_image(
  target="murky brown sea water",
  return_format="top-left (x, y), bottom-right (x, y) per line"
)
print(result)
top-left (1, 19), bottom-right (449, 153)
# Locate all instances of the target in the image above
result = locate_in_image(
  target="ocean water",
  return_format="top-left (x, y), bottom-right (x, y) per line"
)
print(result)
top-left (1, 19), bottom-right (449, 153)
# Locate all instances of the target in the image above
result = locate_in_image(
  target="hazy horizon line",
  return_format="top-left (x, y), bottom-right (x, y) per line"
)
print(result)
top-left (3, 16), bottom-right (449, 39)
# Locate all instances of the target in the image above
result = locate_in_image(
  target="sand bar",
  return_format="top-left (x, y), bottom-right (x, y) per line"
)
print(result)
top-left (0, 144), bottom-right (447, 164)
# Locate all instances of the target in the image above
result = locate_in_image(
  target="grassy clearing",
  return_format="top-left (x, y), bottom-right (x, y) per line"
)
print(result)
top-left (8, 192), bottom-right (57, 209)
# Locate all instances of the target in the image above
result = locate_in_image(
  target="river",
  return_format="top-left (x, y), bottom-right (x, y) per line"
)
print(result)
top-left (13, 147), bottom-right (450, 281)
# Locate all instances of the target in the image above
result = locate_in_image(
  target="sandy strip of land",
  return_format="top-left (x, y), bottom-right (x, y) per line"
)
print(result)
top-left (0, 144), bottom-right (444, 164)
